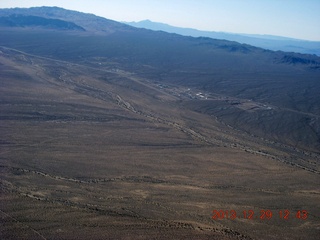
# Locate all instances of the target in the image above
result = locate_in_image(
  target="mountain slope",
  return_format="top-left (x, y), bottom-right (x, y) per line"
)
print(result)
top-left (0, 7), bottom-right (320, 152)
top-left (126, 20), bottom-right (320, 56)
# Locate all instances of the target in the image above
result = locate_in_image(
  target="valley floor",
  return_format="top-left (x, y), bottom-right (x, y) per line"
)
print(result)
top-left (1, 47), bottom-right (319, 239)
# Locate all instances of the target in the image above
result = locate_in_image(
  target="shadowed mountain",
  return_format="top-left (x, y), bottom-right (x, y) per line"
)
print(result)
top-left (0, 14), bottom-right (85, 31)
top-left (126, 20), bottom-right (320, 56)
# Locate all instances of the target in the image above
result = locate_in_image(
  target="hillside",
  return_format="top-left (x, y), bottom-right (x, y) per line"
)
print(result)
top-left (1, 7), bottom-right (319, 152)
top-left (0, 7), bottom-right (320, 240)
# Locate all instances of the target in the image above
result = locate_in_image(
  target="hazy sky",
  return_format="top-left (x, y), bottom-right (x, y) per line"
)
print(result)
top-left (1, 0), bottom-right (319, 41)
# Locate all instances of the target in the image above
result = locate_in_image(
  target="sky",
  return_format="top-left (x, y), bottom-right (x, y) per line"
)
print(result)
top-left (0, 0), bottom-right (319, 41)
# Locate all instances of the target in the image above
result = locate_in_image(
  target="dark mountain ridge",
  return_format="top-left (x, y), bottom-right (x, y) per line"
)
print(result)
top-left (1, 7), bottom-right (319, 66)
top-left (0, 14), bottom-right (85, 31)
top-left (0, 6), bottom-right (133, 34)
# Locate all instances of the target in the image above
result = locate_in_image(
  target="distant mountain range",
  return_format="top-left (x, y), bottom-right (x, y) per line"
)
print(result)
top-left (125, 20), bottom-right (320, 56)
